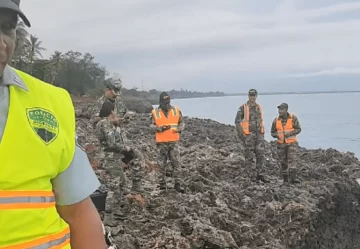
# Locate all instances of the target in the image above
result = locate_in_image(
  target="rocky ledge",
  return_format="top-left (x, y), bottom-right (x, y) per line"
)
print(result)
top-left (75, 101), bottom-right (360, 249)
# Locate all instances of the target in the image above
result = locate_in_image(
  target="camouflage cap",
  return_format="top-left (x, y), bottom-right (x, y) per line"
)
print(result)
top-left (248, 89), bottom-right (257, 95)
top-left (277, 103), bottom-right (289, 109)
top-left (106, 83), bottom-right (121, 95)
top-left (0, 0), bottom-right (31, 27)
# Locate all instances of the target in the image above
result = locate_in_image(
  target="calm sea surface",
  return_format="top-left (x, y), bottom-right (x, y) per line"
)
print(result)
top-left (169, 92), bottom-right (360, 157)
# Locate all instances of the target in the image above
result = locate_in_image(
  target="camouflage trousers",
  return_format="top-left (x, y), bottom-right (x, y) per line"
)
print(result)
top-left (242, 132), bottom-right (265, 176)
top-left (103, 148), bottom-right (144, 191)
top-left (121, 147), bottom-right (145, 182)
top-left (277, 142), bottom-right (298, 177)
top-left (156, 142), bottom-right (181, 184)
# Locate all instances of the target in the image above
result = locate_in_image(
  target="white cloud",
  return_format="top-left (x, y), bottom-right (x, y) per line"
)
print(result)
top-left (19, 0), bottom-right (360, 91)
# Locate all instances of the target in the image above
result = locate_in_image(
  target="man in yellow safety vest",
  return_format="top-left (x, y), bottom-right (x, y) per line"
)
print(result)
top-left (0, 1), bottom-right (106, 248)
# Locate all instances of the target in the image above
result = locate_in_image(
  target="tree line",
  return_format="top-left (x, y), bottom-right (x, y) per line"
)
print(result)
top-left (11, 22), bottom-right (225, 100)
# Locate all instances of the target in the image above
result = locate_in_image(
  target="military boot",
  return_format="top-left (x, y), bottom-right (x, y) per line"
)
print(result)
top-left (113, 210), bottom-right (127, 220)
top-left (174, 180), bottom-right (185, 193)
top-left (250, 175), bottom-right (257, 182)
top-left (131, 180), bottom-right (144, 193)
top-left (158, 173), bottom-right (167, 190)
top-left (256, 174), bottom-right (270, 183)
top-left (113, 197), bottom-right (128, 220)
top-left (119, 185), bottom-right (131, 196)
top-left (289, 170), bottom-right (300, 184)
top-left (158, 180), bottom-right (166, 190)
top-left (282, 174), bottom-right (289, 185)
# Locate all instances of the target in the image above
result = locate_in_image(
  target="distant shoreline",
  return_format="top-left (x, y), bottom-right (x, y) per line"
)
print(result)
top-left (166, 90), bottom-right (360, 101)
top-left (225, 90), bottom-right (360, 97)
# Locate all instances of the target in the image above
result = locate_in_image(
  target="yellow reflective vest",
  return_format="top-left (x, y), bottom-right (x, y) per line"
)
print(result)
top-left (0, 68), bottom-right (75, 248)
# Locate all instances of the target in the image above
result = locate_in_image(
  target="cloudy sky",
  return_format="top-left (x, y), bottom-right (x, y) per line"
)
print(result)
top-left (22, 0), bottom-right (360, 93)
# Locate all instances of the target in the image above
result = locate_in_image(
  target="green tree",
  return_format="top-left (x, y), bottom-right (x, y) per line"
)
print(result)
top-left (25, 35), bottom-right (46, 73)
top-left (11, 21), bottom-right (29, 68)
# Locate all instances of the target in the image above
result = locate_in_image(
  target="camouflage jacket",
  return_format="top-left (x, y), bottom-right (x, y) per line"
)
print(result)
top-left (90, 95), bottom-right (128, 124)
top-left (95, 118), bottom-right (127, 152)
top-left (234, 101), bottom-right (263, 134)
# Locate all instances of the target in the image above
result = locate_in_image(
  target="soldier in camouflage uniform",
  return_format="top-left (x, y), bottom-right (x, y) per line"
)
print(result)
top-left (271, 103), bottom-right (302, 184)
top-left (90, 82), bottom-right (128, 126)
top-left (95, 101), bottom-right (145, 198)
top-left (150, 92), bottom-right (185, 192)
top-left (234, 89), bottom-right (269, 183)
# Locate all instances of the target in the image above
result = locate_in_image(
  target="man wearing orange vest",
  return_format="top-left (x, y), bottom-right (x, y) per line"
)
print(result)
top-left (271, 103), bottom-right (302, 184)
top-left (151, 92), bottom-right (185, 192)
top-left (235, 89), bottom-right (269, 183)
top-left (0, 1), bottom-right (106, 248)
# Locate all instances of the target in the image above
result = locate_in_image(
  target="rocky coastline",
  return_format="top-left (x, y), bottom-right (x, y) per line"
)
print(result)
top-left (74, 98), bottom-right (360, 249)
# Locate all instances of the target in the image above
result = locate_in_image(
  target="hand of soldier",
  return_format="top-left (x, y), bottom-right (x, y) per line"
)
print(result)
top-left (284, 131), bottom-right (292, 138)
top-left (156, 125), bottom-right (170, 132)
top-left (110, 116), bottom-right (118, 125)
top-left (111, 116), bottom-right (124, 126)
top-left (162, 125), bottom-right (171, 131)
top-left (94, 116), bottom-right (102, 122)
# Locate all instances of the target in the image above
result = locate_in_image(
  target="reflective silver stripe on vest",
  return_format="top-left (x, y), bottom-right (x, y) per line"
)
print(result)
top-left (0, 196), bottom-right (55, 204)
top-left (154, 107), bottom-right (178, 119)
top-left (243, 104), bottom-right (249, 122)
top-left (172, 107), bottom-right (177, 115)
top-left (154, 109), bottom-right (161, 119)
top-left (29, 233), bottom-right (70, 249)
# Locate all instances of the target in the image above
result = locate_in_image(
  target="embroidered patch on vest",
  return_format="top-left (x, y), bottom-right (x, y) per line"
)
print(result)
top-left (26, 108), bottom-right (59, 145)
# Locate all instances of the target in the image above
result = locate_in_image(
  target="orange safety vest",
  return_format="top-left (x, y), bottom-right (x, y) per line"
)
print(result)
top-left (240, 103), bottom-right (264, 135)
top-left (152, 106), bottom-right (180, 143)
top-left (275, 114), bottom-right (297, 144)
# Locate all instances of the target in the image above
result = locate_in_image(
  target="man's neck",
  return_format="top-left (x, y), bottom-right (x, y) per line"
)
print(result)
top-left (160, 105), bottom-right (171, 110)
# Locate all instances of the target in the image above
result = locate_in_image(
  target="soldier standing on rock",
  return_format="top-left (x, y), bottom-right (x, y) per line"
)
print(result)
top-left (90, 82), bottom-right (128, 126)
top-left (96, 101), bottom-right (145, 210)
top-left (271, 103), bottom-right (302, 184)
top-left (234, 89), bottom-right (269, 183)
top-left (151, 92), bottom-right (185, 192)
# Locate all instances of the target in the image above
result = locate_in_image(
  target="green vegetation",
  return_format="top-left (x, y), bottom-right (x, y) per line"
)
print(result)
top-left (123, 88), bottom-right (225, 104)
top-left (12, 22), bottom-right (225, 102)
